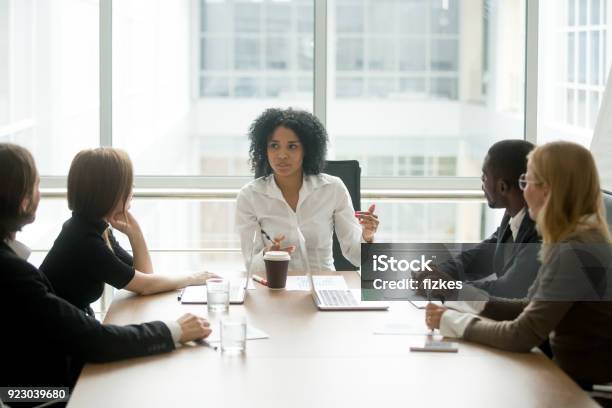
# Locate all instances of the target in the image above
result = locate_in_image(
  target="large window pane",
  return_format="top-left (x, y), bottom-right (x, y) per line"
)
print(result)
top-left (399, 0), bottom-right (428, 34)
top-left (431, 39), bottom-right (459, 71)
top-left (430, 0), bottom-right (460, 34)
top-left (0, 0), bottom-right (99, 175)
top-left (337, 38), bottom-right (365, 71)
top-left (538, 0), bottom-right (612, 146)
top-left (113, 0), bottom-right (314, 176)
top-left (399, 39), bottom-right (427, 71)
top-left (329, 0), bottom-right (526, 177)
top-left (367, 38), bottom-right (396, 71)
top-left (367, 0), bottom-right (396, 34)
top-left (235, 37), bottom-right (261, 70)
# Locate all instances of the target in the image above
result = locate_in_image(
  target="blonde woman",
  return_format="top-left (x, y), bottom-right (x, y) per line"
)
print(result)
top-left (425, 141), bottom-right (612, 386)
top-left (40, 148), bottom-right (216, 316)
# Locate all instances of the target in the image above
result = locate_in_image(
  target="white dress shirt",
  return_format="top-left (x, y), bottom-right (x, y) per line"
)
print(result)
top-left (439, 309), bottom-right (479, 338)
top-left (6, 239), bottom-right (31, 260)
top-left (236, 173), bottom-right (363, 273)
top-left (509, 207), bottom-right (526, 241)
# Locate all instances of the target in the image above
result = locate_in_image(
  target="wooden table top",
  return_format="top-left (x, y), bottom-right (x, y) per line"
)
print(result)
top-left (68, 272), bottom-right (597, 408)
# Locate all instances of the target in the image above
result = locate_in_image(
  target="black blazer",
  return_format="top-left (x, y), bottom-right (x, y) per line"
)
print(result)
top-left (0, 241), bottom-right (175, 391)
top-left (438, 208), bottom-right (541, 298)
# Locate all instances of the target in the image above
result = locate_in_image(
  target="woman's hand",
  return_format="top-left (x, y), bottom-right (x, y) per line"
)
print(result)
top-left (412, 266), bottom-right (458, 301)
top-left (357, 204), bottom-right (379, 243)
top-left (109, 210), bottom-right (141, 238)
top-left (264, 234), bottom-right (296, 255)
top-left (177, 313), bottom-right (212, 343)
top-left (425, 303), bottom-right (448, 330)
top-left (189, 271), bottom-right (220, 286)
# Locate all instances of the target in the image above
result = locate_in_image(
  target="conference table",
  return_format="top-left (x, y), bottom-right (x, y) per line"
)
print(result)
top-left (68, 272), bottom-right (598, 407)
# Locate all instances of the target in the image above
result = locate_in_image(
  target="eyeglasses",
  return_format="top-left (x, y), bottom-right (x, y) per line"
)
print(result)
top-left (518, 173), bottom-right (541, 191)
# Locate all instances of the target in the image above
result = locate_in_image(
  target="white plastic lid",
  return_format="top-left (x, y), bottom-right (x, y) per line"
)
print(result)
top-left (263, 251), bottom-right (291, 261)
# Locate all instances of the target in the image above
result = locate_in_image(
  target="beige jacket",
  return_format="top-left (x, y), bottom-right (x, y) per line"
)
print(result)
top-left (464, 228), bottom-right (612, 384)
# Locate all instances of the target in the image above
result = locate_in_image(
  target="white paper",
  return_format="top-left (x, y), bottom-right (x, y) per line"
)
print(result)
top-left (206, 325), bottom-right (270, 343)
top-left (283, 275), bottom-right (349, 291)
top-left (373, 322), bottom-right (433, 336)
top-left (409, 300), bottom-right (444, 309)
top-left (180, 278), bottom-right (252, 304)
top-left (180, 285), bottom-right (206, 304)
top-left (284, 276), bottom-right (311, 291)
top-left (312, 275), bottom-right (349, 290)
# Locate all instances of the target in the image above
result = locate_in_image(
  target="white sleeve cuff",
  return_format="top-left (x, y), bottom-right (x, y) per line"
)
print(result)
top-left (439, 309), bottom-right (478, 338)
top-left (164, 320), bottom-right (183, 347)
top-left (443, 283), bottom-right (489, 314)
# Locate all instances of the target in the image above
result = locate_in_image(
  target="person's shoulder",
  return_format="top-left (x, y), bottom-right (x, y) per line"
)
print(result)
top-left (239, 175), bottom-right (269, 194)
top-left (564, 226), bottom-right (609, 243)
top-left (55, 216), bottom-right (89, 241)
top-left (542, 227), bottom-right (611, 264)
top-left (53, 216), bottom-right (104, 250)
top-left (0, 247), bottom-right (40, 282)
top-left (317, 172), bottom-right (340, 183)
top-left (315, 173), bottom-right (344, 189)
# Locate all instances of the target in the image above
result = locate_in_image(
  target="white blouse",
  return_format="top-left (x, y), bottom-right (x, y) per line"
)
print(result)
top-left (235, 173), bottom-right (363, 273)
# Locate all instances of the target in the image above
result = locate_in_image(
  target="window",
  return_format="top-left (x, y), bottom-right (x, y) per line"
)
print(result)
top-left (112, 0), bottom-right (314, 176)
top-left (538, 0), bottom-right (611, 146)
top-left (3, 0), bottom-right (536, 257)
top-left (0, 0), bottom-right (99, 175)
top-left (328, 0), bottom-right (526, 178)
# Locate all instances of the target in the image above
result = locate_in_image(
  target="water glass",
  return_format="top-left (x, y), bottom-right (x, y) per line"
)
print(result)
top-left (207, 278), bottom-right (230, 313)
top-left (221, 317), bottom-right (247, 354)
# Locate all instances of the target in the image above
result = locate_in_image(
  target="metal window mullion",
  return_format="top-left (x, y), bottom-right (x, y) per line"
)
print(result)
top-left (314, 0), bottom-right (327, 126)
top-left (191, 0), bottom-right (201, 100)
top-left (99, 0), bottom-right (114, 313)
top-left (7, 0), bottom-right (14, 125)
top-left (525, 0), bottom-right (539, 144)
top-left (100, 0), bottom-right (112, 147)
top-left (40, 175), bottom-right (484, 192)
top-left (260, 1), bottom-right (265, 97)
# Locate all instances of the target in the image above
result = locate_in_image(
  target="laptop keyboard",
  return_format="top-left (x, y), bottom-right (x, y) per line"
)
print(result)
top-left (318, 290), bottom-right (359, 307)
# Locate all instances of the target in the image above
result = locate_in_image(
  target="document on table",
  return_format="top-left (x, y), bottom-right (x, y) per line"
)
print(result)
top-left (206, 269), bottom-right (256, 290)
top-left (409, 300), bottom-right (444, 309)
top-left (373, 322), bottom-right (433, 336)
top-left (284, 275), bottom-right (349, 291)
top-left (285, 276), bottom-right (311, 291)
top-left (206, 325), bottom-right (269, 343)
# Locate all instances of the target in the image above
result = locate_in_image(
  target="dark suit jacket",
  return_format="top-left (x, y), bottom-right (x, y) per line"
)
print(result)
top-left (438, 208), bottom-right (541, 298)
top-left (0, 241), bottom-right (175, 391)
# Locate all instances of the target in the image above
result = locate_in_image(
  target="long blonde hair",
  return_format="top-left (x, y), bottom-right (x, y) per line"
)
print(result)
top-left (528, 141), bottom-right (611, 245)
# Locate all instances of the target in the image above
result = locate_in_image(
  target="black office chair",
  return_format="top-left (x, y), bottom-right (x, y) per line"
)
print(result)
top-left (603, 190), bottom-right (612, 231)
top-left (254, 160), bottom-right (362, 271)
top-left (324, 160), bottom-right (361, 271)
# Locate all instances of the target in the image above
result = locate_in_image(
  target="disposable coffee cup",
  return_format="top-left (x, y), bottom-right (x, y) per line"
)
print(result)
top-left (263, 251), bottom-right (291, 289)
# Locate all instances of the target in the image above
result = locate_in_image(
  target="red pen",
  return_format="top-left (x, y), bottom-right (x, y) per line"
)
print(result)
top-left (252, 275), bottom-right (268, 286)
top-left (355, 211), bottom-right (370, 220)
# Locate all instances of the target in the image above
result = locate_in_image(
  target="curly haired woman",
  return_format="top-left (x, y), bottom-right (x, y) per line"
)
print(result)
top-left (236, 108), bottom-right (380, 273)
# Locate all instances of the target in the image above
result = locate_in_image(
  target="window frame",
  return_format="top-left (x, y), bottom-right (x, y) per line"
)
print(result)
top-left (36, 0), bottom-right (539, 197)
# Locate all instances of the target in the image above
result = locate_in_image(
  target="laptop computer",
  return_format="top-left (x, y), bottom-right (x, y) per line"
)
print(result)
top-left (310, 274), bottom-right (389, 311)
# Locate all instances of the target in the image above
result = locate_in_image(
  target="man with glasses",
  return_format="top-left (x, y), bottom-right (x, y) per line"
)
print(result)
top-left (416, 139), bottom-right (541, 299)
